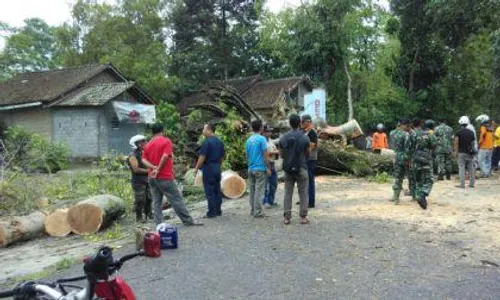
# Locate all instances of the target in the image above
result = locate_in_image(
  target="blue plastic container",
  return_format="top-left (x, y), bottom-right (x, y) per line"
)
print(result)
top-left (156, 223), bottom-right (178, 249)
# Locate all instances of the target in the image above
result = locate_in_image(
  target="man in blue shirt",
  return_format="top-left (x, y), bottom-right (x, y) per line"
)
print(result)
top-left (194, 123), bottom-right (225, 218)
top-left (245, 119), bottom-right (271, 218)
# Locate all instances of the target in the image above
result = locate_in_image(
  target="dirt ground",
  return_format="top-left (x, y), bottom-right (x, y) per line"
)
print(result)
top-left (0, 173), bottom-right (499, 292)
top-left (314, 174), bottom-right (500, 264)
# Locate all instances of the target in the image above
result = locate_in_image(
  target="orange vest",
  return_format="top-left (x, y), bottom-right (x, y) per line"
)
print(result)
top-left (372, 132), bottom-right (389, 150)
top-left (479, 125), bottom-right (494, 149)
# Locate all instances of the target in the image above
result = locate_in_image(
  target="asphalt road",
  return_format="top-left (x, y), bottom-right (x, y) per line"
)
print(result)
top-left (54, 202), bottom-right (500, 300)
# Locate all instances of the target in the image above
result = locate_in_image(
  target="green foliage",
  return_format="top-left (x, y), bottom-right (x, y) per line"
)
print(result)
top-left (85, 223), bottom-right (124, 242)
top-left (368, 172), bottom-right (391, 184)
top-left (4, 127), bottom-right (69, 173)
top-left (213, 103), bottom-right (249, 171)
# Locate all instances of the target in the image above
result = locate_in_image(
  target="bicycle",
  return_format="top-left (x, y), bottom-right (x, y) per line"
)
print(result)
top-left (0, 246), bottom-right (145, 300)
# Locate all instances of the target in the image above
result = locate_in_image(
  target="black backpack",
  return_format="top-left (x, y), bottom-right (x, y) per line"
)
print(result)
top-left (281, 135), bottom-right (302, 174)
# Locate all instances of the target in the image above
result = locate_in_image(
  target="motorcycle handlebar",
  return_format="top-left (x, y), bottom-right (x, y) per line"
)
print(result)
top-left (0, 290), bottom-right (15, 298)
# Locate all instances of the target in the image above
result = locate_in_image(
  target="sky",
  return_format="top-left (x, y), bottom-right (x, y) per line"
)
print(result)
top-left (0, 0), bottom-right (388, 48)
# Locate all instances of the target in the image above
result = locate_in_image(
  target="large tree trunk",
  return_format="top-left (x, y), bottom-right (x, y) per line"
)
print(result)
top-left (67, 195), bottom-right (125, 235)
top-left (408, 47), bottom-right (419, 99)
top-left (221, 170), bottom-right (246, 199)
top-left (344, 62), bottom-right (354, 121)
top-left (0, 211), bottom-right (46, 248)
top-left (317, 140), bottom-right (393, 176)
top-left (45, 208), bottom-right (72, 237)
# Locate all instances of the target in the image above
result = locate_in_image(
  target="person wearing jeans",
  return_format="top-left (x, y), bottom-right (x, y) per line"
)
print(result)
top-left (263, 126), bottom-right (279, 208)
top-left (478, 119), bottom-right (494, 178)
top-left (279, 114), bottom-right (311, 225)
top-left (245, 120), bottom-right (271, 218)
top-left (455, 117), bottom-right (476, 188)
top-left (302, 114), bottom-right (318, 208)
top-left (142, 123), bottom-right (203, 226)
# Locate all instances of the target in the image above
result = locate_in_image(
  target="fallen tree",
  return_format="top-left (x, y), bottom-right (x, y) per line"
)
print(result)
top-left (67, 195), bottom-right (125, 235)
top-left (45, 208), bottom-right (72, 237)
top-left (317, 140), bottom-right (393, 176)
top-left (0, 211), bottom-right (46, 247)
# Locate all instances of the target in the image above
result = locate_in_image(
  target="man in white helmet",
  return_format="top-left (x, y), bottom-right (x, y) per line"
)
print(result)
top-left (127, 134), bottom-right (152, 222)
top-left (454, 117), bottom-right (476, 188)
top-left (476, 114), bottom-right (494, 178)
top-left (372, 123), bottom-right (389, 154)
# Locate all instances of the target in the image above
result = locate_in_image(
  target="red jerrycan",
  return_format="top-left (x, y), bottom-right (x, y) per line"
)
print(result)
top-left (143, 232), bottom-right (161, 258)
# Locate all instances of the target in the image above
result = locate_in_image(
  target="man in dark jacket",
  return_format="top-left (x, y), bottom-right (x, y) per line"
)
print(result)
top-left (194, 123), bottom-right (225, 218)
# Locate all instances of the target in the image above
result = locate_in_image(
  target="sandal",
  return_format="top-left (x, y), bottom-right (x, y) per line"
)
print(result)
top-left (283, 218), bottom-right (291, 225)
top-left (300, 217), bottom-right (310, 225)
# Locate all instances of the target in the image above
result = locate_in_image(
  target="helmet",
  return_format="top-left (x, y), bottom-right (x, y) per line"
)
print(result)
top-left (376, 123), bottom-right (384, 130)
top-left (424, 119), bottom-right (435, 129)
top-left (129, 135), bottom-right (146, 149)
top-left (475, 114), bottom-right (489, 124)
top-left (458, 116), bottom-right (470, 125)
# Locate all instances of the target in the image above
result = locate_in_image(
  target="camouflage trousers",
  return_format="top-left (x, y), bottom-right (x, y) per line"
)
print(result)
top-left (406, 165), bottom-right (416, 197)
top-left (392, 163), bottom-right (406, 192)
top-left (436, 153), bottom-right (453, 176)
top-left (132, 183), bottom-right (153, 220)
top-left (413, 164), bottom-right (434, 198)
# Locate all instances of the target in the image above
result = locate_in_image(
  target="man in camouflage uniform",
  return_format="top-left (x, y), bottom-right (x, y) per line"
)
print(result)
top-left (391, 119), bottom-right (411, 204)
top-left (389, 121), bottom-right (400, 150)
top-left (434, 119), bottom-right (454, 180)
top-left (411, 120), bottom-right (437, 210)
top-left (406, 119), bottom-right (421, 201)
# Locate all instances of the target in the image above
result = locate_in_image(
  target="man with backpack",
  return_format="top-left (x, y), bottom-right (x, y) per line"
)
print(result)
top-left (454, 116), bottom-right (477, 188)
top-left (279, 114), bottom-right (311, 225)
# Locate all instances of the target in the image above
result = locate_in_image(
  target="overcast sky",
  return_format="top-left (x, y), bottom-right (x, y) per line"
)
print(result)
top-left (0, 0), bottom-right (388, 48)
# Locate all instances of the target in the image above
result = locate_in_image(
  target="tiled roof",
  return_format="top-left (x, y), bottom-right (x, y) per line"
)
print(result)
top-left (53, 82), bottom-right (134, 106)
top-left (0, 65), bottom-right (108, 106)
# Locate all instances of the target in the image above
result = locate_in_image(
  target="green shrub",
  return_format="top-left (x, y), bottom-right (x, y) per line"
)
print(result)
top-left (3, 126), bottom-right (69, 173)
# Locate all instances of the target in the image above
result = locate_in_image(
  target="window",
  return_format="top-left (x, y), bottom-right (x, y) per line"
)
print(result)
top-left (111, 116), bottom-right (119, 129)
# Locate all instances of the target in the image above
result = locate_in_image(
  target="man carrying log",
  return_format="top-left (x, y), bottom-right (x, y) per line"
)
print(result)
top-left (127, 135), bottom-right (153, 223)
top-left (391, 118), bottom-right (411, 205)
top-left (194, 123), bottom-right (225, 218)
top-left (279, 114), bottom-right (311, 225)
top-left (142, 124), bottom-right (203, 226)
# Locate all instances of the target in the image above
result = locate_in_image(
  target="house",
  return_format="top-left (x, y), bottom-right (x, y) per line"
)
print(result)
top-left (177, 75), bottom-right (313, 123)
top-left (0, 64), bottom-right (156, 158)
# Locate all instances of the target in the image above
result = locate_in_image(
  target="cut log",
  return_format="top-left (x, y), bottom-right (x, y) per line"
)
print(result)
top-left (317, 140), bottom-right (393, 176)
top-left (45, 208), bottom-right (72, 237)
top-left (221, 170), bottom-right (246, 199)
top-left (0, 211), bottom-right (46, 248)
top-left (67, 195), bottom-right (125, 235)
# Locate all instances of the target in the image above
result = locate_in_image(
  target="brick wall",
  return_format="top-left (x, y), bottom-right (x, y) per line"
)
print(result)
top-left (0, 108), bottom-right (53, 141)
top-left (52, 108), bottom-right (103, 157)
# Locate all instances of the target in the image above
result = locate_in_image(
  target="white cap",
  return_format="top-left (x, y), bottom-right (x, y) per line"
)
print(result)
top-left (475, 114), bottom-right (489, 124)
top-left (377, 123), bottom-right (384, 130)
top-left (458, 116), bottom-right (470, 125)
top-left (129, 135), bottom-right (146, 149)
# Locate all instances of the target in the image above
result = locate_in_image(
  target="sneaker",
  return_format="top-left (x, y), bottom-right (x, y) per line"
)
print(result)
top-left (455, 185), bottom-right (465, 189)
top-left (202, 214), bottom-right (216, 219)
top-left (264, 203), bottom-right (271, 209)
top-left (185, 220), bottom-right (204, 226)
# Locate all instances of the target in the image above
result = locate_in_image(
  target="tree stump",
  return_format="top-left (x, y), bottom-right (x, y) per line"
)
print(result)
top-left (67, 195), bottom-right (125, 235)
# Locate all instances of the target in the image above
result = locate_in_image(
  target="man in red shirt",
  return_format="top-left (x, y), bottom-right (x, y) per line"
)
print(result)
top-left (142, 124), bottom-right (203, 226)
